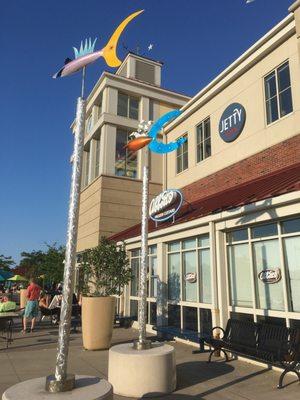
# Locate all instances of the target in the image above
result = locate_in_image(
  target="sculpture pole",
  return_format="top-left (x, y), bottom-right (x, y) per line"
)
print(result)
top-left (46, 95), bottom-right (86, 392)
top-left (134, 147), bottom-right (151, 350)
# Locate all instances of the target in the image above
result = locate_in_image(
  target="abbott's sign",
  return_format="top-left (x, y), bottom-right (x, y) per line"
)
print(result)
top-left (258, 268), bottom-right (281, 284)
top-left (219, 103), bottom-right (246, 142)
top-left (149, 189), bottom-right (183, 222)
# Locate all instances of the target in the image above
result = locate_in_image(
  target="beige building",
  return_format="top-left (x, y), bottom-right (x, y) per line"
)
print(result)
top-left (75, 53), bottom-right (190, 253)
top-left (111, 3), bottom-right (300, 335)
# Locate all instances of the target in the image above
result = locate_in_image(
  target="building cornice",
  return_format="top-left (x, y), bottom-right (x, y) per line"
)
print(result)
top-left (164, 14), bottom-right (296, 133)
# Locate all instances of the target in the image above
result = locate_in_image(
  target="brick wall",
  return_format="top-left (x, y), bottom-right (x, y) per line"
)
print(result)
top-left (182, 133), bottom-right (300, 203)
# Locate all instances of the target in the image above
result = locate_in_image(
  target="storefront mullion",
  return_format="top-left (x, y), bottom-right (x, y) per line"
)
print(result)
top-left (248, 226), bottom-right (258, 322)
top-left (277, 221), bottom-right (290, 326)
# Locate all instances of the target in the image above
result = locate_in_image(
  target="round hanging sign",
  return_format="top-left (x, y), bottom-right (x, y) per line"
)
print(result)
top-left (149, 189), bottom-right (183, 222)
top-left (219, 103), bottom-right (246, 142)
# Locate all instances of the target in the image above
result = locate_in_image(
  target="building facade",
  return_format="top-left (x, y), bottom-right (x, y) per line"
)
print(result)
top-left (75, 53), bottom-right (190, 253)
top-left (110, 3), bottom-right (300, 335)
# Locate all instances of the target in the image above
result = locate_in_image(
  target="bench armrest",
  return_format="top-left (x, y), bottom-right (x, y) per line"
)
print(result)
top-left (211, 326), bottom-right (225, 339)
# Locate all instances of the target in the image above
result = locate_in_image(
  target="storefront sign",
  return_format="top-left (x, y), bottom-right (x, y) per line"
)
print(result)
top-left (185, 272), bottom-right (197, 283)
top-left (219, 103), bottom-right (246, 142)
top-left (258, 268), bottom-right (281, 284)
top-left (149, 189), bottom-right (183, 222)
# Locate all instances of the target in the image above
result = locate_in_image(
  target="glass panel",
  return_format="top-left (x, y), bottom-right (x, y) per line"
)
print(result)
top-left (131, 249), bottom-right (140, 258)
top-left (251, 223), bottom-right (277, 239)
top-left (264, 72), bottom-right (277, 100)
top-left (228, 243), bottom-right (252, 307)
top-left (227, 229), bottom-right (248, 243)
top-left (149, 99), bottom-right (154, 121)
top-left (290, 319), bottom-right (300, 329)
top-left (115, 130), bottom-right (127, 176)
top-left (129, 97), bottom-right (139, 120)
top-left (149, 302), bottom-right (157, 325)
top-left (168, 242), bottom-right (180, 252)
top-left (277, 62), bottom-right (290, 92)
top-left (149, 245), bottom-right (157, 254)
top-left (204, 118), bottom-right (210, 140)
top-left (198, 234), bottom-right (210, 247)
top-left (196, 123), bottom-right (203, 144)
top-left (204, 138), bottom-right (211, 158)
top-left (253, 239), bottom-right (284, 311)
top-left (126, 150), bottom-right (137, 178)
top-left (199, 248), bottom-right (211, 303)
top-left (200, 308), bottom-right (212, 335)
top-left (168, 304), bottom-right (180, 328)
top-left (281, 218), bottom-right (300, 234)
top-left (266, 97), bottom-right (278, 124)
top-left (117, 93), bottom-right (128, 117)
top-left (183, 306), bottom-right (197, 331)
top-left (150, 256), bottom-right (157, 298)
top-left (176, 155), bottom-right (182, 174)
top-left (130, 258), bottom-right (139, 296)
top-left (183, 251), bottom-right (197, 302)
top-left (197, 143), bottom-right (203, 163)
top-left (94, 139), bottom-right (100, 177)
top-left (279, 88), bottom-right (293, 117)
top-left (182, 238), bottom-right (196, 250)
top-left (183, 151), bottom-right (188, 171)
top-left (230, 312), bottom-right (254, 322)
top-left (284, 236), bottom-right (300, 312)
top-left (130, 300), bottom-right (138, 320)
top-left (168, 253), bottom-right (181, 301)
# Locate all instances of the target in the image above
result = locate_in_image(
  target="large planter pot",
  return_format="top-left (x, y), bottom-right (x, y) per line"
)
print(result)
top-left (82, 296), bottom-right (116, 350)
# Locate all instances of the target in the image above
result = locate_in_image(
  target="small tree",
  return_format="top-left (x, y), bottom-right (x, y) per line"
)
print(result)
top-left (0, 254), bottom-right (15, 271)
top-left (80, 237), bottom-right (131, 297)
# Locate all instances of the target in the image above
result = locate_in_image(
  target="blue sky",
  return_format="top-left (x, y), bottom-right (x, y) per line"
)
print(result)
top-left (0, 0), bottom-right (292, 264)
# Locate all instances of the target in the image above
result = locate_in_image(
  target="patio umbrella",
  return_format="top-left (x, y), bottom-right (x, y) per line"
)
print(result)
top-left (7, 275), bottom-right (28, 282)
top-left (0, 275), bottom-right (5, 282)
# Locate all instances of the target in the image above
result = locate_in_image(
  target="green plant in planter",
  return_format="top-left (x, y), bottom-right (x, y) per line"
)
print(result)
top-left (80, 237), bottom-right (131, 297)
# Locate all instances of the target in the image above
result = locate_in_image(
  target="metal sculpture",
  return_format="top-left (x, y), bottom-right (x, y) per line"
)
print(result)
top-left (127, 111), bottom-right (186, 350)
top-left (47, 10), bottom-right (143, 392)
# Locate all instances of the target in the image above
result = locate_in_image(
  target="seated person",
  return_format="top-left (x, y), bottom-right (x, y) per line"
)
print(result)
top-left (39, 292), bottom-right (60, 323)
top-left (0, 296), bottom-right (16, 312)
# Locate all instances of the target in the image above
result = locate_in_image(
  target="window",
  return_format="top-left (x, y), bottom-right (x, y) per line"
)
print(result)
top-left (115, 129), bottom-right (138, 178)
top-left (129, 246), bottom-right (157, 324)
top-left (176, 134), bottom-right (188, 173)
top-left (149, 99), bottom-right (154, 121)
top-left (167, 234), bottom-right (211, 304)
top-left (86, 114), bottom-right (93, 136)
top-left (94, 139), bottom-right (100, 178)
top-left (264, 61), bottom-right (293, 125)
top-left (117, 92), bottom-right (139, 120)
top-left (196, 118), bottom-right (211, 162)
top-left (82, 150), bottom-right (90, 188)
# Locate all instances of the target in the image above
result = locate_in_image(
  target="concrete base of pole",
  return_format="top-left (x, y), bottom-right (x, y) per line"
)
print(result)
top-left (2, 376), bottom-right (113, 400)
top-left (108, 342), bottom-right (176, 398)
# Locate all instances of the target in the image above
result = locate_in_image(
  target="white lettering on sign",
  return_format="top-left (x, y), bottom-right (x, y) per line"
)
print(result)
top-left (185, 272), bottom-right (197, 283)
top-left (220, 107), bottom-right (243, 133)
top-left (149, 191), bottom-right (178, 217)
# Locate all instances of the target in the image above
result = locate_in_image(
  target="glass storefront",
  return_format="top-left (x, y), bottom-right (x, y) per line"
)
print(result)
top-left (129, 246), bottom-right (157, 325)
top-left (167, 234), bottom-right (212, 333)
top-left (227, 217), bottom-right (300, 326)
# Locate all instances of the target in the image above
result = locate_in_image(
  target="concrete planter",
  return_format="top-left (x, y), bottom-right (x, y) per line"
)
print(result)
top-left (82, 296), bottom-right (116, 350)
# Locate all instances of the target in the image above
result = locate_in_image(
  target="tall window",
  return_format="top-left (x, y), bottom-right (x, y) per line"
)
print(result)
top-left (176, 134), bottom-right (188, 173)
top-left (115, 129), bottom-right (138, 178)
top-left (264, 61), bottom-right (293, 125)
top-left (94, 139), bottom-right (100, 178)
top-left (196, 118), bottom-right (211, 163)
top-left (86, 114), bottom-right (93, 136)
top-left (149, 99), bottom-right (154, 121)
top-left (227, 218), bottom-right (300, 319)
top-left (82, 150), bottom-right (90, 188)
top-left (117, 92), bottom-right (139, 120)
top-left (129, 246), bottom-right (157, 325)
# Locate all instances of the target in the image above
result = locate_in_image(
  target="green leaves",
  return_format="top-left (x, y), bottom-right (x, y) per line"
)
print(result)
top-left (0, 254), bottom-right (15, 272)
top-left (79, 237), bottom-right (131, 297)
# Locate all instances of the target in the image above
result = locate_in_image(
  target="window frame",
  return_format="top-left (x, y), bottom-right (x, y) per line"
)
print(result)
top-left (117, 91), bottom-right (140, 120)
top-left (176, 134), bottom-right (188, 174)
top-left (264, 60), bottom-right (293, 126)
top-left (196, 117), bottom-right (211, 164)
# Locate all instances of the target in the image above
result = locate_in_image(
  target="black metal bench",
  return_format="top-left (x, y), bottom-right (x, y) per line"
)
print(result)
top-left (0, 315), bottom-right (14, 349)
top-left (204, 318), bottom-right (300, 389)
top-left (153, 325), bottom-right (209, 353)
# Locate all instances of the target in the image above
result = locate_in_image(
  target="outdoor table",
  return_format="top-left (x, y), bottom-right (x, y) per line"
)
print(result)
top-left (0, 312), bottom-right (20, 348)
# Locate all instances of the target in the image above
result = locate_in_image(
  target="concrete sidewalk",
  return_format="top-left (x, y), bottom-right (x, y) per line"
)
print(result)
top-left (0, 325), bottom-right (299, 399)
